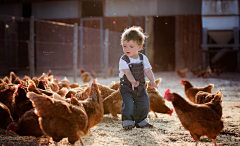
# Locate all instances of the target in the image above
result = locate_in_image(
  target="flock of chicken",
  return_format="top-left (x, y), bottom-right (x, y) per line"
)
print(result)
top-left (175, 65), bottom-right (227, 78)
top-left (164, 79), bottom-right (223, 146)
top-left (0, 69), bottom-right (223, 146)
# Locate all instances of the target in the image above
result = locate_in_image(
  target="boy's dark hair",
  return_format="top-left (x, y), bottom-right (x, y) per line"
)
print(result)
top-left (121, 26), bottom-right (148, 46)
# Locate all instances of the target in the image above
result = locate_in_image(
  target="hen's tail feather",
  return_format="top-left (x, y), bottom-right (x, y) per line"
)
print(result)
top-left (212, 89), bottom-right (222, 103)
top-left (89, 82), bottom-right (101, 102)
top-left (207, 84), bottom-right (214, 93)
top-left (209, 84), bottom-right (214, 88)
top-left (53, 93), bottom-right (70, 102)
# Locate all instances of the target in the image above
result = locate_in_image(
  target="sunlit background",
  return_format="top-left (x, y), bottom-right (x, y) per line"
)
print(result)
top-left (0, 0), bottom-right (239, 78)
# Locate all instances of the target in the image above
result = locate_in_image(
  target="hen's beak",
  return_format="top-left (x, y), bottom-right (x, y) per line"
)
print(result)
top-left (167, 109), bottom-right (174, 116)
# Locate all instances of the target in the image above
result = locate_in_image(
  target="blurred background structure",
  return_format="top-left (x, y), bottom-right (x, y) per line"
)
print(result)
top-left (0, 0), bottom-right (239, 78)
top-left (201, 0), bottom-right (239, 71)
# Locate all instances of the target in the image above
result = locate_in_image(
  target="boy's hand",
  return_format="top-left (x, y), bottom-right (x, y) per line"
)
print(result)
top-left (131, 81), bottom-right (139, 91)
top-left (149, 81), bottom-right (158, 89)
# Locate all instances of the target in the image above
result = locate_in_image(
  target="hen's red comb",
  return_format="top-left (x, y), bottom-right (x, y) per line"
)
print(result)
top-left (56, 77), bottom-right (59, 80)
top-left (71, 94), bottom-right (73, 98)
top-left (171, 109), bottom-right (173, 115)
top-left (26, 77), bottom-right (29, 80)
top-left (164, 89), bottom-right (170, 96)
top-left (93, 79), bottom-right (96, 83)
top-left (181, 79), bottom-right (184, 83)
top-left (18, 84), bottom-right (22, 88)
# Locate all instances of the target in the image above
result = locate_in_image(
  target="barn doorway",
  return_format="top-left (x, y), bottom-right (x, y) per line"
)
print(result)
top-left (153, 16), bottom-right (175, 72)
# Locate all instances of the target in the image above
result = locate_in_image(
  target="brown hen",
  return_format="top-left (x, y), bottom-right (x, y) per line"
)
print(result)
top-left (3, 76), bottom-right (10, 84)
top-left (27, 92), bottom-right (88, 146)
top-left (196, 89), bottom-right (222, 104)
top-left (181, 79), bottom-right (214, 103)
top-left (79, 79), bottom-right (104, 135)
top-left (7, 109), bottom-right (44, 138)
top-left (91, 69), bottom-right (98, 79)
top-left (0, 83), bottom-right (16, 116)
top-left (175, 67), bottom-right (188, 78)
top-left (58, 77), bottom-right (70, 90)
top-left (9, 71), bottom-right (18, 84)
top-left (108, 81), bottom-right (120, 90)
top-left (196, 66), bottom-right (212, 78)
top-left (80, 68), bottom-right (92, 83)
top-left (164, 89), bottom-right (223, 146)
top-left (103, 89), bottom-right (122, 120)
top-left (146, 78), bottom-right (173, 117)
top-left (190, 65), bottom-right (201, 75)
top-left (0, 102), bottom-right (13, 129)
top-left (14, 84), bottom-right (33, 119)
top-left (48, 77), bottom-right (59, 92)
top-left (147, 87), bottom-right (173, 118)
top-left (214, 66), bottom-right (227, 76)
top-left (97, 83), bottom-right (116, 100)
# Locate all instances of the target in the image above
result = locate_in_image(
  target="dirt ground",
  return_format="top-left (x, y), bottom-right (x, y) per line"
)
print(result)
top-left (0, 71), bottom-right (239, 146)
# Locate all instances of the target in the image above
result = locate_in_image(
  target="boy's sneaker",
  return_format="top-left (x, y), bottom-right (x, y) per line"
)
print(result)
top-left (123, 125), bottom-right (134, 131)
top-left (136, 123), bottom-right (154, 128)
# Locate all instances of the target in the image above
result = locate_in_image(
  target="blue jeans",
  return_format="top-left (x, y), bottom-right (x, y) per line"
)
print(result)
top-left (120, 87), bottom-right (150, 127)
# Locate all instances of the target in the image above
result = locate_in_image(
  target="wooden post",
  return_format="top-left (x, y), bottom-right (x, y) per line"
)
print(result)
top-left (145, 15), bottom-right (148, 57)
top-left (100, 18), bottom-right (104, 70)
top-left (29, 16), bottom-right (35, 78)
top-left (128, 14), bottom-right (132, 27)
top-left (104, 29), bottom-right (109, 78)
top-left (73, 23), bottom-right (78, 82)
top-left (80, 23), bottom-right (83, 69)
top-left (233, 27), bottom-right (240, 72)
top-left (147, 16), bottom-right (154, 66)
top-left (136, 17), bottom-right (140, 26)
top-left (202, 27), bottom-right (208, 69)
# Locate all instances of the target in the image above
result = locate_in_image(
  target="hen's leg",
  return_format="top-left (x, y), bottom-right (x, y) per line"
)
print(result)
top-left (41, 137), bottom-right (51, 145)
top-left (195, 141), bottom-right (198, 146)
top-left (213, 139), bottom-right (218, 146)
top-left (29, 137), bottom-right (40, 143)
top-left (111, 114), bottom-right (118, 121)
top-left (54, 141), bottom-right (58, 146)
top-left (147, 114), bottom-right (151, 118)
top-left (79, 137), bottom-right (84, 146)
top-left (153, 112), bottom-right (158, 118)
top-left (190, 132), bottom-right (200, 146)
top-left (111, 116), bottom-right (116, 121)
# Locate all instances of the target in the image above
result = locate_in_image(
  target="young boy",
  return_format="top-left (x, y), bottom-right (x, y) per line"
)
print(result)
top-left (119, 26), bottom-right (158, 130)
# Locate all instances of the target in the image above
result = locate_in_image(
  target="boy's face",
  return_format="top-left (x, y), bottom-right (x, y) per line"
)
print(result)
top-left (122, 40), bottom-right (142, 59)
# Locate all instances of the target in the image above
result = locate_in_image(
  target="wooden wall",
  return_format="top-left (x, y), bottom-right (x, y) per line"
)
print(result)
top-left (50, 16), bottom-right (145, 33)
top-left (48, 15), bottom-right (203, 72)
top-left (153, 16), bottom-right (175, 72)
top-left (175, 15), bottom-right (202, 70)
top-left (42, 17), bottom-right (146, 73)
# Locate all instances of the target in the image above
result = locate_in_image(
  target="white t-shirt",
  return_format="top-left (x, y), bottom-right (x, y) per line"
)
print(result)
top-left (119, 53), bottom-right (152, 78)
